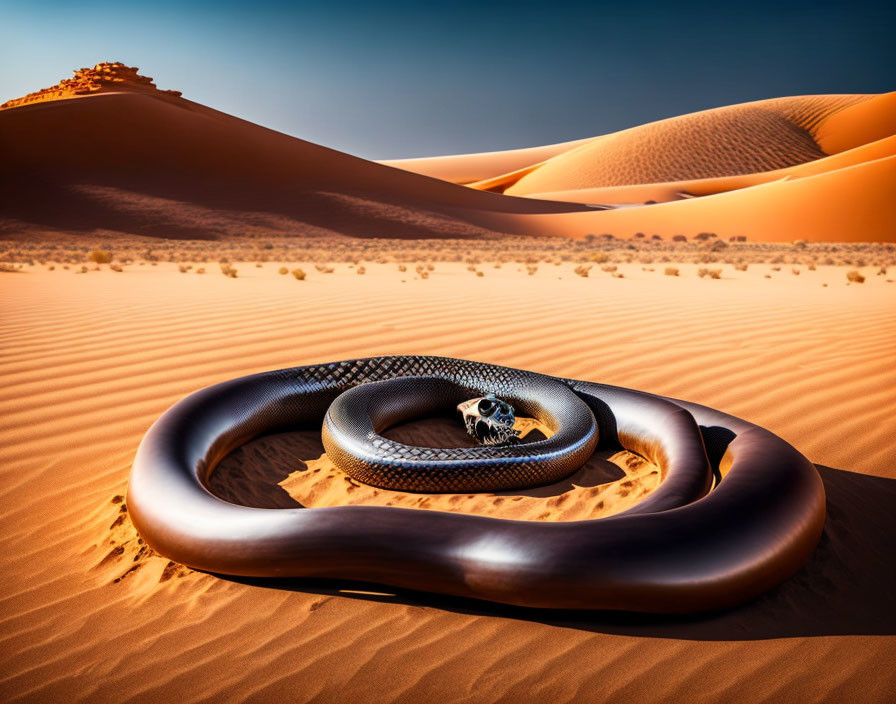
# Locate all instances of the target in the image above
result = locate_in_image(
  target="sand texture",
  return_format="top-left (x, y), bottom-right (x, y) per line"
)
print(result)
top-left (1, 261), bottom-right (894, 702)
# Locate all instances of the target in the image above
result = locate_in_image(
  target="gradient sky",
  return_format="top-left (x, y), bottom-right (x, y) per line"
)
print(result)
top-left (2, 1), bottom-right (893, 159)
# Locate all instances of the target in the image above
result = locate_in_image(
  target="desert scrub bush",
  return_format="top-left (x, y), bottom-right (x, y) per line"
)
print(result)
top-left (672, 234), bottom-right (687, 242)
top-left (178, 264), bottom-right (192, 273)
top-left (88, 250), bottom-right (112, 264)
top-left (664, 267), bottom-right (679, 276)
top-left (476, 270), bottom-right (484, 277)
top-left (589, 251), bottom-right (609, 263)
top-left (527, 265), bottom-right (538, 276)
top-left (698, 268), bottom-right (722, 279)
top-left (356, 266), bottom-right (366, 275)
top-left (734, 263), bottom-right (749, 271)
top-left (277, 266), bottom-right (288, 275)
top-left (398, 264), bottom-right (407, 272)
top-left (220, 263), bottom-right (238, 278)
top-left (846, 270), bottom-right (865, 284)
top-left (612, 272), bottom-right (625, 279)
top-left (291, 268), bottom-right (306, 280)
top-left (601, 265), bottom-right (617, 273)
top-left (196, 267), bottom-right (206, 274)
top-left (694, 232), bottom-right (716, 241)
top-left (573, 264), bottom-right (592, 278)
top-left (110, 263), bottom-right (123, 272)
top-left (792, 268), bottom-right (800, 275)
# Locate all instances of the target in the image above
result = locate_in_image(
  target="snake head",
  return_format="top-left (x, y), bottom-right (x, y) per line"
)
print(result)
top-left (457, 394), bottom-right (520, 446)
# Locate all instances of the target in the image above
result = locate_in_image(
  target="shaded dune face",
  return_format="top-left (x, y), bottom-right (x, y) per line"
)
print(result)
top-left (502, 96), bottom-right (870, 194)
top-left (0, 93), bottom-right (586, 240)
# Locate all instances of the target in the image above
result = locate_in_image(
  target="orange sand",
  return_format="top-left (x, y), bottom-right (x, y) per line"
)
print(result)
top-left (1, 67), bottom-right (893, 242)
top-left (1, 263), bottom-right (894, 701)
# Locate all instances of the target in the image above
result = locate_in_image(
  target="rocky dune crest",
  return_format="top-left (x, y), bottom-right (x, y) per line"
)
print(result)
top-left (0, 62), bottom-right (181, 110)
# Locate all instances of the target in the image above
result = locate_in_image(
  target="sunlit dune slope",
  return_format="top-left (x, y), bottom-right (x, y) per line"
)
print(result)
top-left (496, 95), bottom-right (876, 195)
top-left (525, 134), bottom-right (896, 205)
top-left (378, 136), bottom-right (594, 185)
top-left (491, 154), bottom-right (896, 242)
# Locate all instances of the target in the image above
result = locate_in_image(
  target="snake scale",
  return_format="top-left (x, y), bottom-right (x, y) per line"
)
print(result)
top-left (128, 356), bottom-right (825, 613)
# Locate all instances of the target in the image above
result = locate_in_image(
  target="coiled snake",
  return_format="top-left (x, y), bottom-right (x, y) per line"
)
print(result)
top-left (128, 356), bottom-right (825, 613)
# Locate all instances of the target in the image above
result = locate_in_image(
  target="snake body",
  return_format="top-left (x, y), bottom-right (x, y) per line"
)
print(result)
top-left (128, 356), bottom-right (825, 613)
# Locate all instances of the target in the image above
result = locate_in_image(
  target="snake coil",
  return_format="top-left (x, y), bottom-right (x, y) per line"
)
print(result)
top-left (128, 356), bottom-right (825, 613)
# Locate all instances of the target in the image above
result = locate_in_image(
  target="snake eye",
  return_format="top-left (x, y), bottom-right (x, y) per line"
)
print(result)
top-left (478, 398), bottom-right (495, 417)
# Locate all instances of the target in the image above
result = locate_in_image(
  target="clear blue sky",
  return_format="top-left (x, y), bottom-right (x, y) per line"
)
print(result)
top-left (1, 0), bottom-right (893, 159)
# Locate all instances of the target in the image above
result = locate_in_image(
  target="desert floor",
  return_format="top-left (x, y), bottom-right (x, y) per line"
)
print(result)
top-left (1, 255), bottom-right (895, 702)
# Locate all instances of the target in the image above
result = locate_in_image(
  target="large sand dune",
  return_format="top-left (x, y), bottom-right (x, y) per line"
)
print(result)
top-left (1, 262), bottom-right (894, 701)
top-left (2, 65), bottom-right (893, 242)
top-left (0, 92), bottom-right (588, 240)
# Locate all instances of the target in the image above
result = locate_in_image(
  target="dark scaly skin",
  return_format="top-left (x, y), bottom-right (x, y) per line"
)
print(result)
top-left (128, 356), bottom-right (825, 613)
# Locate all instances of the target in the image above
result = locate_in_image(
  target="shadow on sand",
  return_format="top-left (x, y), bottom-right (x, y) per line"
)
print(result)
top-left (210, 421), bottom-right (896, 640)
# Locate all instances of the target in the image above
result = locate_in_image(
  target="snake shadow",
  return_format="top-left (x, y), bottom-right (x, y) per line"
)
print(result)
top-left (210, 419), bottom-right (896, 640)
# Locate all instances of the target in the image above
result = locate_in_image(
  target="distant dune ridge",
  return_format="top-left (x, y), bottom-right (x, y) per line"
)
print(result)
top-left (1, 63), bottom-right (894, 241)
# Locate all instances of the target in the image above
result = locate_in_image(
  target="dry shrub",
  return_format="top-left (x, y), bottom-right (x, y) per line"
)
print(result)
top-left (672, 234), bottom-right (687, 242)
top-left (664, 267), bottom-right (679, 276)
top-left (398, 264), bottom-right (407, 272)
top-left (574, 264), bottom-right (591, 278)
top-left (589, 251), bottom-right (609, 263)
top-left (771, 266), bottom-right (782, 272)
top-left (476, 270), bottom-right (484, 277)
top-left (88, 250), bottom-right (112, 264)
top-left (601, 265), bottom-right (617, 273)
top-left (698, 268), bottom-right (722, 279)
top-left (808, 263), bottom-right (817, 271)
top-left (734, 263), bottom-right (749, 271)
top-left (356, 266), bottom-right (366, 275)
top-left (178, 264), bottom-right (191, 273)
top-left (110, 264), bottom-right (123, 272)
top-left (694, 232), bottom-right (716, 241)
top-left (196, 267), bottom-right (206, 274)
top-left (220, 263), bottom-right (238, 278)
top-left (792, 268), bottom-right (800, 275)
top-left (612, 272), bottom-right (625, 279)
top-left (292, 268), bottom-right (306, 280)
top-left (527, 265), bottom-right (538, 276)
top-left (846, 270), bottom-right (865, 284)
top-left (278, 266), bottom-right (289, 275)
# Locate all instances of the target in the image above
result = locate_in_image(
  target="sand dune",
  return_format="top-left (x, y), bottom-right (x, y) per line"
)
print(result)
top-left (0, 76), bottom-right (588, 240)
top-left (2, 66), bottom-right (893, 242)
top-left (496, 95), bottom-right (873, 195)
top-left (379, 136), bottom-right (595, 185)
top-left (1, 263), bottom-right (894, 701)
